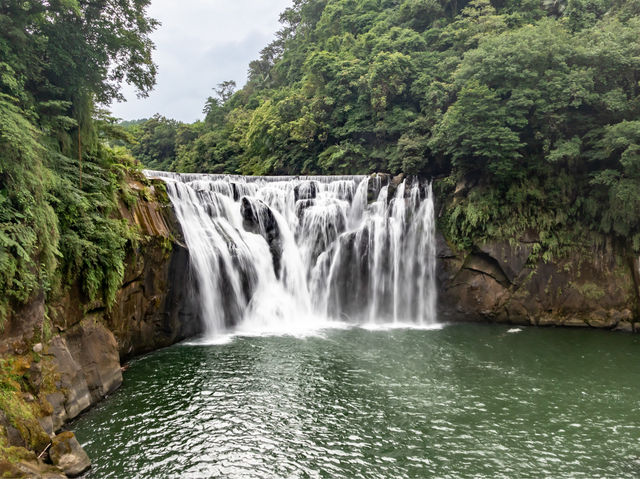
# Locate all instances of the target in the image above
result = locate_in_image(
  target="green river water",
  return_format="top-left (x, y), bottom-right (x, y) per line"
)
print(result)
top-left (73, 324), bottom-right (640, 478)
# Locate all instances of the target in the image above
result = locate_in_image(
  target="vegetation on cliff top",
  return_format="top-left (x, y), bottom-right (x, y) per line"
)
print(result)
top-left (2, 0), bottom-right (640, 325)
top-left (128, 0), bottom-right (640, 256)
top-left (0, 0), bottom-right (157, 324)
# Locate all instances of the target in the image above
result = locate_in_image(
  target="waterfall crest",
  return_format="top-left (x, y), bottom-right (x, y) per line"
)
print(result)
top-left (146, 171), bottom-right (437, 337)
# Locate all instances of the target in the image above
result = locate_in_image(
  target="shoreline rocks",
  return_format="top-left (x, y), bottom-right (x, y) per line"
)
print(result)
top-left (50, 432), bottom-right (91, 478)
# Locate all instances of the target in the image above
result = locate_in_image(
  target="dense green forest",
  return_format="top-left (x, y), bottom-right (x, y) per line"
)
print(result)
top-left (0, 0), bottom-right (157, 322)
top-left (131, 0), bottom-right (640, 257)
top-left (2, 0), bottom-right (640, 325)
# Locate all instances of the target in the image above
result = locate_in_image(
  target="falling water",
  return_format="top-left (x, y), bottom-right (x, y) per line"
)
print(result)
top-left (145, 171), bottom-right (437, 337)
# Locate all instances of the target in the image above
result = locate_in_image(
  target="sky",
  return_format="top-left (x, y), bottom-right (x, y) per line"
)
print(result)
top-left (110, 0), bottom-right (292, 123)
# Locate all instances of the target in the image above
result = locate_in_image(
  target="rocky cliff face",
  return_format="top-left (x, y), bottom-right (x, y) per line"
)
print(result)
top-left (0, 178), bottom-right (200, 478)
top-left (436, 232), bottom-right (639, 332)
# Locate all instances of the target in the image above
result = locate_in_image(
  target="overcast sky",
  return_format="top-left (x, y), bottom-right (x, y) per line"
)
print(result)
top-left (110, 0), bottom-right (292, 123)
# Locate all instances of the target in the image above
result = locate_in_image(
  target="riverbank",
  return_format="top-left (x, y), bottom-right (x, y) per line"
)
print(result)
top-left (0, 176), bottom-right (200, 478)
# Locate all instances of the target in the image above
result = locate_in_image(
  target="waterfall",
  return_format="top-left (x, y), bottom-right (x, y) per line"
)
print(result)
top-left (146, 171), bottom-right (438, 337)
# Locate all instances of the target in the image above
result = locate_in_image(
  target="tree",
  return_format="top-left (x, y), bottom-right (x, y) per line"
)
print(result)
top-left (215, 80), bottom-right (237, 103)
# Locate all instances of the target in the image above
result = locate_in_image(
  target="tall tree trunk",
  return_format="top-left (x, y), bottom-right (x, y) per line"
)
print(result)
top-left (78, 130), bottom-right (83, 189)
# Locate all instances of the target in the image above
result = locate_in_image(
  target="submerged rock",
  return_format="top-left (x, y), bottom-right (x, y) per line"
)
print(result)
top-left (50, 432), bottom-right (91, 477)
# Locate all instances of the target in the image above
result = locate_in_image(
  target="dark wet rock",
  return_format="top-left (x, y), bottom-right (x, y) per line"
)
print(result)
top-left (241, 197), bottom-right (283, 278)
top-left (437, 236), bottom-right (638, 329)
top-left (105, 201), bottom-right (200, 360)
top-left (295, 198), bottom-right (315, 220)
top-left (294, 181), bottom-right (317, 201)
top-left (230, 182), bottom-right (240, 201)
top-left (50, 432), bottom-right (91, 477)
top-left (367, 174), bottom-right (389, 203)
top-left (324, 229), bottom-right (371, 319)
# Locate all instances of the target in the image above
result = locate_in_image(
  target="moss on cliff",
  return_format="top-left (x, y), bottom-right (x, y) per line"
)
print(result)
top-left (0, 357), bottom-right (50, 452)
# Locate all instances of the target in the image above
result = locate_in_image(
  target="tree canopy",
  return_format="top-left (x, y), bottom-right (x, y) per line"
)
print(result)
top-left (127, 0), bottom-right (640, 255)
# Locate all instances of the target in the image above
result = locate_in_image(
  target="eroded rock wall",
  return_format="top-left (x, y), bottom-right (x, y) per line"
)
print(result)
top-left (0, 179), bottom-right (200, 478)
top-left (436, 233), bottom-right (639, 331)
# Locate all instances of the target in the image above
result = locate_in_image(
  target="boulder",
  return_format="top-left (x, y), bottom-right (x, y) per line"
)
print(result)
top-left (47, 337), bottom-right (91, 422)
top-left (65, 321), bottom-right (122, 403)
top-left (49, 432), bottom-right (91, 478)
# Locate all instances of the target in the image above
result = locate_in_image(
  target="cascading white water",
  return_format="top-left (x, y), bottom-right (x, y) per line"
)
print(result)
top-left (146, 171), bottom-right (438, 337)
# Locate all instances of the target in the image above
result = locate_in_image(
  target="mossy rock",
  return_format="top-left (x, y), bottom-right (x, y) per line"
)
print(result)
top-left (50, 432), bottom-right (91, 477)
top-left (0, 357), bottom-right (50, 452)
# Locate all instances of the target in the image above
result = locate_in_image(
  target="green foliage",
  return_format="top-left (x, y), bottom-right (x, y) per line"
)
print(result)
top-left (126, 115), bottom-right (181, 170)
top-left (0, 0), bottom-right (157, 323)
top-left (49, 145), bottom-right (141, 305)
top-left (0, 95), bottom-right (59, 321)
top-left (128, 0), bottom-right (640, 255)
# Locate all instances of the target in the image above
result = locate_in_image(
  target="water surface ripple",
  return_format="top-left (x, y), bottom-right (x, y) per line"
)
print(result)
top-left (74, 324), bottom-right (640, 478)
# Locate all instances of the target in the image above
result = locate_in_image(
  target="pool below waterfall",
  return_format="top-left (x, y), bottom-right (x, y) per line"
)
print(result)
top-left (73, 324), bottom-right (640, 478)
